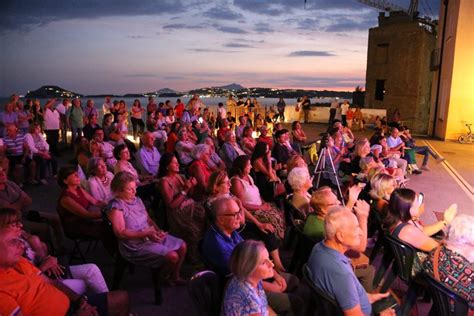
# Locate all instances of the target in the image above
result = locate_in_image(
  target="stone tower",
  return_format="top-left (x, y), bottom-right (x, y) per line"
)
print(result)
top-left (364, 12), bottom-right (436, 134)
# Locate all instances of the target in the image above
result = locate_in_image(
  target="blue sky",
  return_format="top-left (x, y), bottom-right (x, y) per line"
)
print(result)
top-left (0, 0), bottom-right (439, 95)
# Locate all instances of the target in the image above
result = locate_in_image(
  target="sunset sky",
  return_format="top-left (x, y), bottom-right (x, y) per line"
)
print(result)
top-left (0, 0), bottom-right (439, 95)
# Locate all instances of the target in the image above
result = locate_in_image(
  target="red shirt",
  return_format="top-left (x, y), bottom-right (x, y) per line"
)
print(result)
top-left (174, 103), bottom-right (185, 119)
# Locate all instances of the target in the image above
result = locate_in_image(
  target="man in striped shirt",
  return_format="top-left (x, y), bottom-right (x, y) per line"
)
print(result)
top-left (3, 124), bottom-right (31, 185)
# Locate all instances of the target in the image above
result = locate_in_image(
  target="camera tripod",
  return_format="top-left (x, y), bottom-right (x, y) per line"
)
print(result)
top-left (313, 147), bottom-right (345, 206)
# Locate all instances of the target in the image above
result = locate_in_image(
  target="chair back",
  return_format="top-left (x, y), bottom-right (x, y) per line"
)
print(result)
top-left (289, 225), bottom-right (320, 276)
top-left (302, 264), bottom-right (343, 316)
top-left (384, 233), bottom-right (416, 283)
top-left (423, 273), bottom-right (469, 316)
top-left (188, 270), bottom-right (224, 316)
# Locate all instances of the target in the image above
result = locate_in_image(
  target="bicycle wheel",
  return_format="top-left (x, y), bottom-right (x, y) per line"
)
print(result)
top-left (458, 135), bottom-right (467, 144)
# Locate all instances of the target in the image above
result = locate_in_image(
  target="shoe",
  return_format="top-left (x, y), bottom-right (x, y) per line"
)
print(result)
top-left (413, 169), bottom-right (422, 175)
top-left (421, 165), bottom-right (431, 171)
top-left (39, 179), bottom-right (48, 185)
top-left (436, 157), bottom-right (446, 163)
top-left (27, 179), bottom-right (39, 185)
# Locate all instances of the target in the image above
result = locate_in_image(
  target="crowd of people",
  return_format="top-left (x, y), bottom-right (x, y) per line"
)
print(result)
top-left (0, 93), bottom-right (472, 315)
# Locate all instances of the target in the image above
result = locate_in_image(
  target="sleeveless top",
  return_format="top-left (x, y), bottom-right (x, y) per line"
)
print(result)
top-left (231, 175), bottom-right (262, 206)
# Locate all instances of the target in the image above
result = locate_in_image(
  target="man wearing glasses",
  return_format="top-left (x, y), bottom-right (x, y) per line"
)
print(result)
top-left (201, 196), bottom-right (304, 316)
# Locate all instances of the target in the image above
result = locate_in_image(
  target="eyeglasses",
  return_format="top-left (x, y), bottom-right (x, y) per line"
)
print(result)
top-left (218, 210), bottom-right (241, 219)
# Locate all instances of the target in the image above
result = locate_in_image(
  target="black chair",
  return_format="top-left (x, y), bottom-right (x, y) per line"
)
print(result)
top-left (383, 233), bottom-right (422, 316)
top-left (423, 273), bottom-right (469, 316)
top-left (289, 225), bottom-right (320, 277)
top-left (102, 212), bottom-right (164, 305)
top-left (67, 236), bottom-right (98, 264)
top-left (188, 270), bottom-right (225, 316)
top-left (302, 264), bottom-right (343, 316)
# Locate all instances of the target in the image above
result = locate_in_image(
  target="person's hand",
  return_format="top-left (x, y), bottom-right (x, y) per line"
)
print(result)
top-left (258, 222), bottom-right (275, 234)
top-left (75, 301), bottom-right (98, 316)
top-left (368, 291), bottom-right (390, 303)
top-left (348, 185), bottom-right (362, 202)
top-left (261, 203), bottom-right (272, 211)
top-left (443, 203), bottom-right (457, 224)
top-left (273, 271), bottom-right (287, 292)
top-left (354, 200), bottom-right (370, 220)
top-left (379, 308), bottom-right (396, 316)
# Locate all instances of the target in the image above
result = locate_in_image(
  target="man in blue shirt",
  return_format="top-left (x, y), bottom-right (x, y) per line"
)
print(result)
top-left (307, 206), bottom-right (395, 316)
top-left (201, 196), bottom-right (304, 315)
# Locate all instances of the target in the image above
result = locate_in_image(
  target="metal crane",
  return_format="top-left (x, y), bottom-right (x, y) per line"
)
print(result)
top-left (357, 0), bottom-right (419, 18)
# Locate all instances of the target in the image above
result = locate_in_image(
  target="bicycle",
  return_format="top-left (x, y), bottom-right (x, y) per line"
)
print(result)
top-left (458, 123), bottom-right (473, 144)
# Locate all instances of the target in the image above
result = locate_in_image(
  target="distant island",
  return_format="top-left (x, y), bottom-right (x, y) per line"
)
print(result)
top-left (24, 84), bottom-right (356, 100)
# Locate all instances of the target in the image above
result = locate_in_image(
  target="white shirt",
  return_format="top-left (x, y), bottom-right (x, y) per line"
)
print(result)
top-left (102, 102), bottom-right (113, 114)
top-left (387, 136), bottom-right (403, 149)
top-left (43, 108), bottom-right (60, 130)
top-left (341, 103), bottom-right (349, 115)
top-left (55, 103), bottom-right (67, 115)
top-left (218, 107), bottom-right (227, 119)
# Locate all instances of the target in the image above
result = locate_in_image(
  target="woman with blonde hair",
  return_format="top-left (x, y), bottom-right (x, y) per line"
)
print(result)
top-left (369, 173), bottom-right (397, 214)
top-left (222, 240), bottom-right (276, 316)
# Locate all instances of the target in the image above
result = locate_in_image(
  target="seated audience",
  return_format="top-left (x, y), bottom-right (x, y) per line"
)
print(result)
top-left (0, 207), bottom-right (109, 295)
top-left (3, 124), bottom-right (32, 185)
top-left (25, 122), bottom-right (57, 184)
top-left (92, 127), bottom-right (117, 169)
top-left (369, 173), bottom-right (397, 215)
top-left (241, 126), bottom-right (256, 155)
top-left (317, 133), bottom-right (350, 188)
top-left (423, 214), bottom-right (473, 310)
top-left (288, 167), bottom-right (313, 219)
top-left (107, 172), bottom-right (187, 284)
top-left (371, 135), bottom-right (407, 177)
top-left (188, 144), bottom-right (213, 200)
top-left (57, 166), bottom-right (114, 253)
top-left (87, 157), bottom-right (114, 203)
top-left (291, 121), bottom-right (307, 154)
top-left (399, 126), bottom-right (445, 171)
top-left (217, 119), bottom-right (231, 147)
top-left (165, 121), bottom-right (180, 153)
top-left (175, 128), bottom-right (196, 166)
top-left (201, 196), bottom-right (303, 316)
top-left (157, 153), bottom-right (206, 262)
top-left (384, 188), bottom-right (457, 275)
top-left (136, 132), bottom-right (160, 177)
top-left (307, 207), bottom-right (395, 316)
top-left (222, 240), bottom-right (276, 316)
top-left (230, 155), bottom-right (286, 239)
top-left (0, 164), bottom-right (64, 251)
top-left (272, 129), bottom-right (298, 176)
top-left (207, 171), bottom-right (285, 272)
top-left (386, 127), bottom-right (415, 175)
top-left (202, 138), bottom-right (226, 171)
top-left (0, 228), bottom-right (130, 316)
top-left (251, 142), bottom-right (282, 202)
top-left (83, 114), bottom-right (100, 140)
top-left (258, 125), bottom-right (273, 149)
top-left (220, 130), bottom-right (246, 169)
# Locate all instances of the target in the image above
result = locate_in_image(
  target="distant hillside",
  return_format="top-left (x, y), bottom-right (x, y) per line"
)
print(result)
top-left (145, 88), bottom-right (183, 97)
top-left (213, 83), bottom-right (245, 90)
top-left (26, 85), bottom-right (83, 98)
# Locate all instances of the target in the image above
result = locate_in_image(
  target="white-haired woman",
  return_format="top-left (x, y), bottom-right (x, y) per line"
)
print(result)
top-left (222, 240), bottom-right (276, 316)
top-left (87, 157), bottom-right (114, 204)
top-left (288, 167), bottom-right (314, 219)
top-left (189, 144), bottom-right (213, 200)
top-left (423, 214), bottom-right (474, 310)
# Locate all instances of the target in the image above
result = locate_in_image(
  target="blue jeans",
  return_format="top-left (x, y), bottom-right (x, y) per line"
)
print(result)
top-left (413, 146), bottom-right (437, 166)
top-left (71, 127), bottom-right (83, 145)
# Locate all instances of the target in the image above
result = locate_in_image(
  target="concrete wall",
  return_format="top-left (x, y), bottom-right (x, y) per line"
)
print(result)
top-left (283, 106), bottom-right (386, 125)
top-left (432, 0), bottom-right (474, 140)
top-left (365, 13), bottom-right (436, 134)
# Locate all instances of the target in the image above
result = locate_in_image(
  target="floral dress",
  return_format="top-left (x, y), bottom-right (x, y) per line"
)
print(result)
top-left (222, 277), bottom-right (268, 316)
